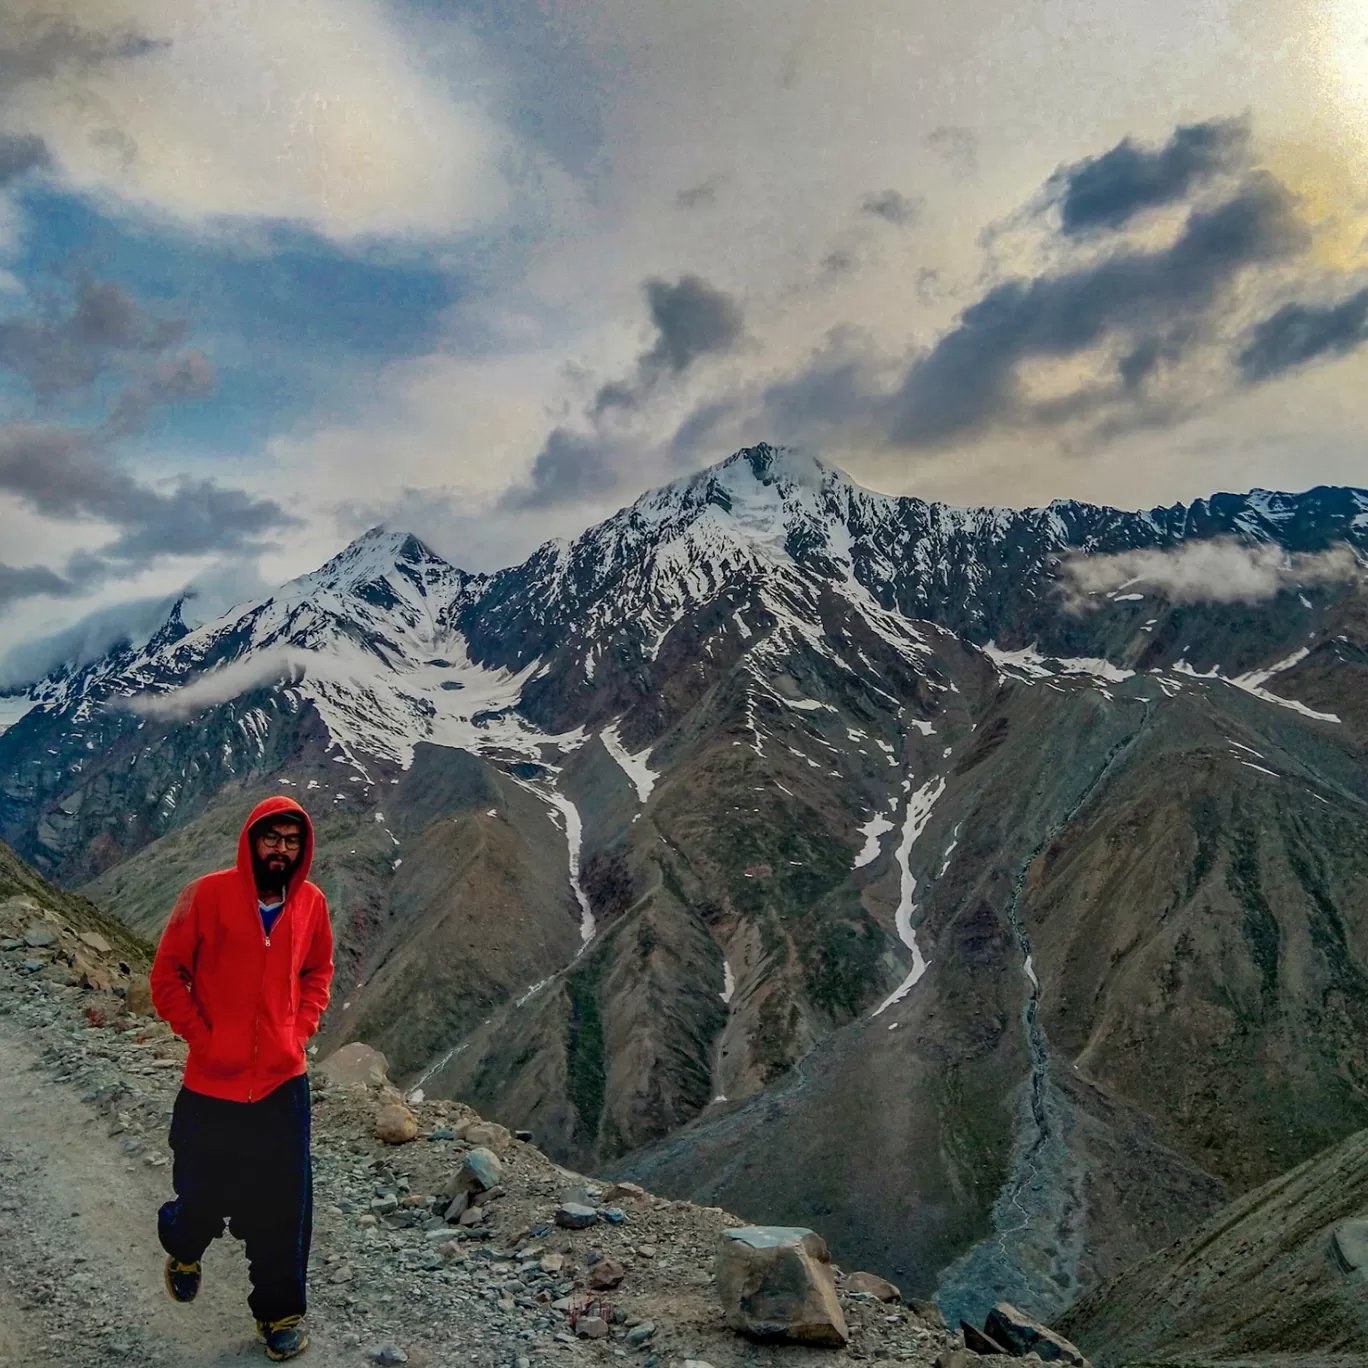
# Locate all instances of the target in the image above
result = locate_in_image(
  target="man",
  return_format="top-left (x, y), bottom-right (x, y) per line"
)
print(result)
top-left (150, 796), bottom-right (334, 1362)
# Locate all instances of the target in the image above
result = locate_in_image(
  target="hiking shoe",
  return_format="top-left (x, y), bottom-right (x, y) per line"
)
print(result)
top-left (258, 1316), bottom-right (309, 1361)
top-left (163, 1257), bottom-right (201, 1303)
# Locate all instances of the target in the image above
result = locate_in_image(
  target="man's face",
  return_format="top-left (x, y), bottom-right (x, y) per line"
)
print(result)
top-left (252, 820), bottom-right (304, 890)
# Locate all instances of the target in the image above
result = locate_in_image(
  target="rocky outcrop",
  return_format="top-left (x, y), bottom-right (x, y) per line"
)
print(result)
top-left (714, 1226), bottom-right (849, 1347)
top-left (984, 1303), bottom-right (1089, 1365)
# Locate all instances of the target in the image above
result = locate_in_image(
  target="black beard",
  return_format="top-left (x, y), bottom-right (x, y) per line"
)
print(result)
top-left (252, 849), bottom-right (299, 898)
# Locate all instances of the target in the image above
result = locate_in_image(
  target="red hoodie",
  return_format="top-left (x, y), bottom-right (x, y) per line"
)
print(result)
top-left (150, 796), bottom-right (335, 1103)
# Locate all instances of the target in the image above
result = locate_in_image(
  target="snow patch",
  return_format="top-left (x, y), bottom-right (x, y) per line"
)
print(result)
top-left (853, 812), bottom-right (895, 869)
top-left (983, 642), bottom-right (1134, 685)
top-left (600, 723), bottom-right (659, 803)
top-left (541, 789), bottom-right (595, 945)
top-left (873, 777), bottom-right (947, 1017)
top-left (1174, 657), bottom-right (1340, 724)
top-left (721, 960), bottom-right (736, 1004)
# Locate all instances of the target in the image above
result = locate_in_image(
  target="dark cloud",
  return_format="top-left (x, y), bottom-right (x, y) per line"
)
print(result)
top-left (821, 249), bottom-right (856, 277)
top-left (667, 396), bottom-right (743, 464)
top-left (0, 562), bottom-right (76, 612)
top-left (926, 126), bottom-right (978, 177)
top-left (0, 277), bottom-right (186, 399)
top-left (860, 189), bottom-right (921, 227)
top-left (509, 273), bottom-right (746, 507)
top-left (1054, 117), bottom-right (1249, 236)
top-left (888, 174), bottom-right (1305, 446)
top-left (1237, 287), bottom-right (1368, 382)
top-left (592, 273), bottom-right (744, 415)
top-left (641, 275), bottom-right (744, 374)
top-left (0, 132), bottom-right (49, 186)
top-left (677, 178), bottom-right (721, 210)
top-left (0, 17), bottom-right (163, 96)
top-left (499, 427), bottom-right (619, 511)
top-left (106, 349), bottom-right (214, 436)
top-left (0, 425), bottom-right (295, 560)
top-left (761, 329), bottom-right (890, 444)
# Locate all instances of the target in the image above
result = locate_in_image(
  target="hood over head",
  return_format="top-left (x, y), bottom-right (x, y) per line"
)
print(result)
top-left (236, 795), bottom-right (315, 898)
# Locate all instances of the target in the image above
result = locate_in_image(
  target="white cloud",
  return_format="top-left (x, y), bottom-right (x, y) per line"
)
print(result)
top-left (126, 649), bottom-right (306, 719)
top-left (4, 0), bottom-right (510, 240)
top-left (1062, 538), bottom-right (1363, 608)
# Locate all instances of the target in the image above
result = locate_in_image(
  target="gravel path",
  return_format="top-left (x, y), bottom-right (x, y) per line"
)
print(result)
top-left (0, 1017), bottom-right (349, 1367)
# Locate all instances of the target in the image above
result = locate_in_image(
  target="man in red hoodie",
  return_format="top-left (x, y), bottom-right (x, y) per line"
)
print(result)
top-left (150, 796), bottom-right (334, 1363)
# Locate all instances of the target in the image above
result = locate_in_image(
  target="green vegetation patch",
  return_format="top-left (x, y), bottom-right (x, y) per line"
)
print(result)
top-left (565, 954), bottom-right (608, 1146)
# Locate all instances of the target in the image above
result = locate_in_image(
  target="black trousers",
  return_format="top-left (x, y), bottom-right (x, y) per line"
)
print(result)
top-left (157, 1074), bottom-right (313, 1324)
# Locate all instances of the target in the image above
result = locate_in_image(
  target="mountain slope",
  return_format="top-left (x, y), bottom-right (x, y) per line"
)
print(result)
top-left (0, 444), bottom-right (1365, 1331)
top-left (1058, 1124), bottom-right (1368, 1364)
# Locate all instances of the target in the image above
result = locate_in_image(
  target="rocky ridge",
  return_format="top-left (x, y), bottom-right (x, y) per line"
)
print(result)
top-left (0, 872), bottom-right (1014, 1368)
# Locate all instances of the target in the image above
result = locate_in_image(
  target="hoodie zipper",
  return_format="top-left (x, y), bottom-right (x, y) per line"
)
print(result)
top-left (250, 918), bottom-right (271, 1101)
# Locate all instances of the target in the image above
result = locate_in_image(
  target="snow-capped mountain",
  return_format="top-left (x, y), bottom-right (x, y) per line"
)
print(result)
top-left (5, 444), bottom-right (1364, 764)
top-left (3, 444), bottom-right (1368, 1329)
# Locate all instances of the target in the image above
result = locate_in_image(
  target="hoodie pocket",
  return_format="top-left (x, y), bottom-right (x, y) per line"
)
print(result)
top-left (200, 1022), bottom-right (252, 1077)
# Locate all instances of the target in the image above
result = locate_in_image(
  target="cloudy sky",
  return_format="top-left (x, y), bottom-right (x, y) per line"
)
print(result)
top-left (1, 0), bottom-right (1367, 682)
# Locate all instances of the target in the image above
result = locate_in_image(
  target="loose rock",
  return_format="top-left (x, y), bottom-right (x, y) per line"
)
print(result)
top-left (442, 1145), bottom-right (503, 1200)
top-left (961, 1321), bottom-right (1009, 1356)
top-left (22, 924), bottom-right (56, 949)
top-left (373, 1103), bottom-right (418, 1145)
top-left (462, 1119), bottom-right (511, 1149)
top-left (556, 1202), bottom-right (600, 1230)
top-left (984, 1303), bottom-right (1091, 1366)
top-left (576, 1316), bottom-right (610, 1340)
top-left (589, 1256), bottom-right (626, 1290)
top-left (320, 1042), bottom-right (391, 1089)
top-left (715, 1226), bottom-right (849, 1347)
top-left (846, 1271), bottom-right (902, 1303)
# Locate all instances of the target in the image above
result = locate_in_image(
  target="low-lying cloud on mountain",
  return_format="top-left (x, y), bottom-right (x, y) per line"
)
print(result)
top-left (1061, 537), bottom-right (1363, 608)
top-left (124, 649), bottom-right (308, 721)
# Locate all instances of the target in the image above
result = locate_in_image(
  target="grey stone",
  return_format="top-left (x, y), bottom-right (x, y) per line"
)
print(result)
top-left (576, 1316), bottom-right (610, 1340)
top-left (367, 1347), bottom-right (408, 1366)
top-left (603, 1206), bottom-right (627, 1225)
top-left (715, 1226), bottom-right (848, 1347)
top-left (443, 1146), bottom-right (503, 1200)
top-left (555, 1202), bottom-right (600, 1230)
top-left (0, 938), bottom-right (24, 951)
top-left (984, 1303), bottom-right (1090, 1366)
top-left (1332, 1218), bottom-right (1368, 1276)
top-left (19, 960), bottom-right (43, 973)
top-left (626, 1322), bottom-right (656, 1345)
top-left (22, 923), bottom-right (57, 948)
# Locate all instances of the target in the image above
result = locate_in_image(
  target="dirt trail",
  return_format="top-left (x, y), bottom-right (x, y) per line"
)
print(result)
top-left (0, 1019), bottom-right (347, 1368)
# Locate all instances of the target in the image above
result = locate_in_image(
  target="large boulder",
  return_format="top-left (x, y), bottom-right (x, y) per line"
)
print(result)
top-left (984, 1303), bottom-right (1091, 1366)
top-left (374, 1104), bottom-right (418, 1145)
top-left (319, 1042), bottom-right (391, 1089)
top-left (715, 1226), bottom-right (848, 1347)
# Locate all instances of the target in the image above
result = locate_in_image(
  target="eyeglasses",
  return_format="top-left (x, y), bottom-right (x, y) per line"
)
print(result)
top-left (258, 832), bottom-right (303, 851)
